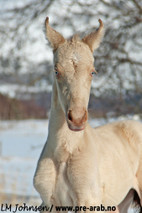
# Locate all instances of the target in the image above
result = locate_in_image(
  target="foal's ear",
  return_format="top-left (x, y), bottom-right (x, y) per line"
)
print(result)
top-left (82, 19), bottom-right (104, 52)
top-left (45, 17), bottom-right (65, 51)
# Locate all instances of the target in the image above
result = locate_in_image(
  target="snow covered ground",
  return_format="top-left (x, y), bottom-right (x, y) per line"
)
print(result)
top-left (0, 120), bottom-right (48, 212)
top-left (0, 116), bottom-right (141, 212)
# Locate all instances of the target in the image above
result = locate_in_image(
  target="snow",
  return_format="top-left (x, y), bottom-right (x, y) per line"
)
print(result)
top-left (0, 117), bottom-right (141, 212)
top-left (0, 120), bottom-right (48, 209)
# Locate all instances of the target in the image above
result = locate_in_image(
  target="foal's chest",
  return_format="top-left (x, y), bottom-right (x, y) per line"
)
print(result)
top-left (54, 161), bottom-right (74, 206)
top-left (53, 149), bottom-right (101, 207)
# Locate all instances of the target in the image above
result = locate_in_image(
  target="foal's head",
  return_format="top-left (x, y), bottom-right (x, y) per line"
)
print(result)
top-left (45, 17), bottom-right (104, 131)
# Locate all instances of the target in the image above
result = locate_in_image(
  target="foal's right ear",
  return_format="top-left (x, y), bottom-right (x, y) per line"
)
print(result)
top-left (45, 17), bottom-right (65, 51)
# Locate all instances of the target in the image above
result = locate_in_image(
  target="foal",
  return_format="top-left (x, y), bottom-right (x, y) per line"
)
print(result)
top-left (34, 17), bottom-right (142, 213)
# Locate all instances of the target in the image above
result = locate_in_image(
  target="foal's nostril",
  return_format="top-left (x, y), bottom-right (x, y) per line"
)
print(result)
top-left (83, 110), bottom-right (87, 123)
top-left (68, 110), bottom-right (73, 122)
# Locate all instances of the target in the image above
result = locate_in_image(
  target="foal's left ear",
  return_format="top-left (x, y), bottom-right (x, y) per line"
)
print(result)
top-left (82, 19), bottom-right (105, 52)
top-left (45, 17), bottom-right (65, 51)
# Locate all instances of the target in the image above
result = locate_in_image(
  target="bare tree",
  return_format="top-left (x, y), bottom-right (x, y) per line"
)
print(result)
top-left (0, 0), bottom-right (142, 104)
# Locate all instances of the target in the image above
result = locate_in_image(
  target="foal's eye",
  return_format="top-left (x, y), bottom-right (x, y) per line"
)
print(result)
top-left (55, 71), bottom-right (61, 78)
top-left (90, 69), bottom-right (97, 77)
top-left (54, 67), bottom-right (61, 78)
top-left (55, 71), bottom-right (59, 76)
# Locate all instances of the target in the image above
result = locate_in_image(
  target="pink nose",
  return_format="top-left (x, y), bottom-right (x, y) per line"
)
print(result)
top-left (67, 109), bottom-right (88, 128)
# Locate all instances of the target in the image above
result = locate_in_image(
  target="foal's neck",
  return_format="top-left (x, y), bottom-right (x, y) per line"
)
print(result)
top-left (47, 81), bottom-right (85, 154)
top-left (48, 81), bottom-right (67, 132)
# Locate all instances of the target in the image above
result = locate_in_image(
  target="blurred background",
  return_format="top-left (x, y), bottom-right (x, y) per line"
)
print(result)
top-left (0, 0), bottom-right (142, 120)
top-left (0, 0), bottom-right (142, 212)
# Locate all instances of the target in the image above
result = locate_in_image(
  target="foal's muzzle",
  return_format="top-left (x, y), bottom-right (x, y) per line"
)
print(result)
top-left (67, 108), bottom-right (88, 131)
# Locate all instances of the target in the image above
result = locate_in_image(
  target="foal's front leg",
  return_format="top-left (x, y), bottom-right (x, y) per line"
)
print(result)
top-left (34, 146), bottom-right (56, 207)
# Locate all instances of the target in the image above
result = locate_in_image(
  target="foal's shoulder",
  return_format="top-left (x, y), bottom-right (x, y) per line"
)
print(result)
top-left (94, 119), bottom-right (142, 130)
top-left (114, 120), bottom-right (142, 132)
top-left (110, 120), bottom-right (142, 145)
top-left (93, 120), bottom-right (142, 142)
